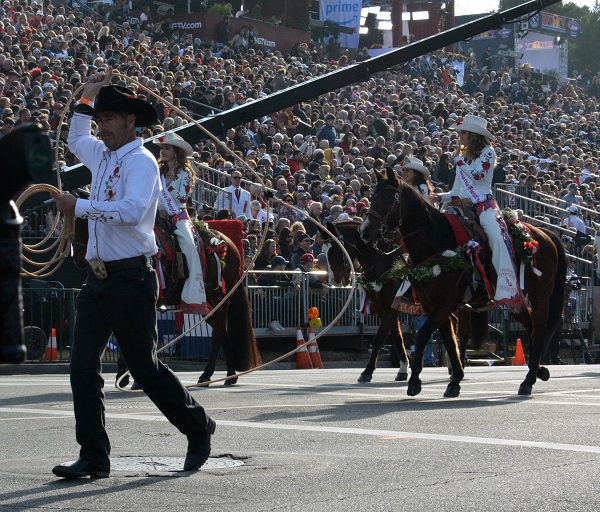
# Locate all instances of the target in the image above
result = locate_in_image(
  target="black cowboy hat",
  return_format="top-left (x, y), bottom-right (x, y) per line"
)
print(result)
top-left (92, 85), bottom-right (158, 127)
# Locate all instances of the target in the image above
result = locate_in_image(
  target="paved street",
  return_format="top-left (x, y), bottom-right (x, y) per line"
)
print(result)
top-left (1, 365), bottom-right (600, 511)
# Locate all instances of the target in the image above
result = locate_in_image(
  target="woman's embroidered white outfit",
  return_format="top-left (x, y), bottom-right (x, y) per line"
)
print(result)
top-left (158, 170), bottom-right (209, 314)
top-left (441, 145), bottom-right (524, 311)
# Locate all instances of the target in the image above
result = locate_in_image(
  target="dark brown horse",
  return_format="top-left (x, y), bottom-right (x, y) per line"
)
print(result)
top-left (360, 168), bottom-right (567, 397)
top-left (323, 220), bottom-right (488, 381)
top-left (322, 220), bottom-right (409, 383)
top-left (73, 217), bottom-right (261, 386)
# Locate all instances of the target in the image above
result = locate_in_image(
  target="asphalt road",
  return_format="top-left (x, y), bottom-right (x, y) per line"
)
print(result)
top-left (1, 365), bottom-right (600, 511)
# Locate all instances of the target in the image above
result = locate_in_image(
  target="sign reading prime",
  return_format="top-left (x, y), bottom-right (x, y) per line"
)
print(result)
top-left (324, 0), bottom-right (361, 16)
top-left (320, 0), bottom-right (362, 49)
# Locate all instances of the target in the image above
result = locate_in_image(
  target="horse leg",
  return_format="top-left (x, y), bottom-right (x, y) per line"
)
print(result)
top-left (439, 315), bottom-right (463, 398)
top-left (359, 311), bottom-right (402, 383)
top-left (512, 309), bottom-right (547, 395)
top-left (215, 311), bottom-right (239, 386)
top-left (215, 326), bottom-right (239, 386)
top-left (197, 337), bottom-right (219, 384)
top-left (359, 330), bottom-right (385, 383)
top-left (392, 322), bottom-right (409, 382)
top-left (407, 315), bottom-right (437, 396)
top-left (454, 310), bottom-right (470, 377)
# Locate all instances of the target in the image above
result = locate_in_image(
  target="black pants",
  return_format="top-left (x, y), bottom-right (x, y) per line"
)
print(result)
top-left (70, 264), bottom-right (209, 466)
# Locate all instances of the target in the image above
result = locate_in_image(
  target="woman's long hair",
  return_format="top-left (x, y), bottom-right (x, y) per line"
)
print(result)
top-left (254, 238), bottom-right (277, 270)
top-left (277, 227), bottom-right (293, 260)
top-left (412, 171), bottom-right (434, 200)
top-left (462, 132), bottom-right (489, 161)
top-left (158, 146), bottom-right (195, 183)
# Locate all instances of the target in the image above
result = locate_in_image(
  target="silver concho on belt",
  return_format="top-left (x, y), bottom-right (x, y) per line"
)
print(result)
top-left (88, 258), bottom-right (108, 279)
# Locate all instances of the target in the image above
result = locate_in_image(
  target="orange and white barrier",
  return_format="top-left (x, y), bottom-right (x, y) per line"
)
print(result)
top-left (307, 326), bottom-right (323, 369)
top-left (296, 326), bottom-right (313, 369)
top-left (44, 328), bottom-right (58, 361)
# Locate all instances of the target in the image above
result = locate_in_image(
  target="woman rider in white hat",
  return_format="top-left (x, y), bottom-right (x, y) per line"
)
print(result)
top-left (396, 156), bottom-right (437, 366)
top-left (155, 132), bottom-right (210, 314)
top-left (395, 156), bottom-right (433, 202)
top-left (433, 115), bottom-right (525, 312)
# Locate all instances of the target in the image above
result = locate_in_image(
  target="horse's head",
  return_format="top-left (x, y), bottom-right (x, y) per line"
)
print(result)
top-left (360, 167), bottom-right (402, 243)
top-left (322, 221), bottom-right (359, 286)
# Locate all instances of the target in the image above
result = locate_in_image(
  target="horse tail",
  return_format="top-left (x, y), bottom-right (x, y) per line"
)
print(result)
top-left (541, 228), bottom-right (568, 337)
top-left (227, 284), bottom-right (262, 371)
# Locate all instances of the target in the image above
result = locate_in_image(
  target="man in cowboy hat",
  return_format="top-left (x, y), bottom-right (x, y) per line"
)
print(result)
top-left (50, 71), bottom-right (215, 479)
top-left (433, 114), bottom-right (525, 311)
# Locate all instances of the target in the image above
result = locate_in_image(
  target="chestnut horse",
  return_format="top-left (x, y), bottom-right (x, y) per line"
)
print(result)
top-left (322, 220), bottom-right (409, 383)
top-left (73, 217), bottom-right (261, 386)
top-left (360, 168), bottom-right (567, 397)
top-left (323, 220), bottom-right (488, 382)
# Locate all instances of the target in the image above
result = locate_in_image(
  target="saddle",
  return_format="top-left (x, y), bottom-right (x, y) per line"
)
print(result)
top-left (443, 205), bottom-right (496, 307)
top-left (154, 212), bottom-right (188, 307)
top-left (445, 204), bottom-right (488, 248)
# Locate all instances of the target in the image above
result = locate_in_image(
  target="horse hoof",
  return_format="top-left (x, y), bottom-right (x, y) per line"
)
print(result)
top-left (358, 373), bottom-right (372, 383)
top-left (444, 384), bottom-right (460, 398)
top-left (537, 366), bottom-right (550, 381)
top-left (407, 383), bottom-right (422, 396)
top-left (395, 372), bottom-right (408, 382)
top-left (197, 376), bottom-right (210, 385)
top-left (518, 384), bottom-right (532, 395)
top-left (224, 377), bottom-right (238, 386)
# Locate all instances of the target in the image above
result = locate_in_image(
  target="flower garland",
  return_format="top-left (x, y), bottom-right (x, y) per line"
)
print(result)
top-left (501, 209), bottom-right (539, 265)
top-left (389, 247), bottom-right (471, 283)
top-left (356, 274), bottom-right (385, 293)
top-left (194, 220), bottom-right (227, 268)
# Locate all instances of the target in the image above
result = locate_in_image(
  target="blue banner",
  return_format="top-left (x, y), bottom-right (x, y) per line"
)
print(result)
top-left (319, 0), bottom-right (362, 49)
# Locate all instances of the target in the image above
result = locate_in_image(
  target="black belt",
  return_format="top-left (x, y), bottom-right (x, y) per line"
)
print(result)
top-left (104, 255), bottom-right (150, 274)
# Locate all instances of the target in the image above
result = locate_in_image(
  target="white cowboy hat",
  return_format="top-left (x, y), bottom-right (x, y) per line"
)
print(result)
top-left (154, 132), bottom-right (193, 157)
top-left (451, 114), bottom-right (495, 140)
top-left (397, 156), bottom-right (431, 181)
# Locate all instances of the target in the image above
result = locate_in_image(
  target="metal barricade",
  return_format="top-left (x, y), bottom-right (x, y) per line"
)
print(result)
top-left (495, 184), bottom-right (596, 236)
top-left (20, 199), bottom-right (62, 239)
top-left (246, 270), bottom-right (383, 336)
top-left (155, 308), bottom-right (214, 361)
top-left (22, 283), bottom-right (78, 361)
top-left (192, 179), bottom-right (231, 213)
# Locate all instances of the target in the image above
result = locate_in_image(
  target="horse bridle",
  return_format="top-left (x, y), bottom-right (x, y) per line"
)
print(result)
top-left (367, 184), bottom-right (422, 245)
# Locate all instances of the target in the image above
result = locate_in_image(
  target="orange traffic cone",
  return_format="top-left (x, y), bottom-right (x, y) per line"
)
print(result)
top-left (514, 338), bottom-right (526, 366)
top-left (296, 326), bottom-right (313, 369)
top-left (44, 328), bottom-right (58, 361)
top-left (307, 326), bottom-right (323, 369)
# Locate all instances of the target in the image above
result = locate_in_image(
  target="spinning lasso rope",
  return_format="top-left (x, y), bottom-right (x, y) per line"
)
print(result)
top-left (15, 70), bottom-right (358, 390)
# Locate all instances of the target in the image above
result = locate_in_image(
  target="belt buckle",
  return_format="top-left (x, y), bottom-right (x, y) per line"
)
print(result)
top-left (89, 258), bottom-right (108, 279)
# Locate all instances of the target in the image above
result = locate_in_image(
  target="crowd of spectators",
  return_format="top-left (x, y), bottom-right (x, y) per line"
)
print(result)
top-left (3, 0), bottom-right (600, 273)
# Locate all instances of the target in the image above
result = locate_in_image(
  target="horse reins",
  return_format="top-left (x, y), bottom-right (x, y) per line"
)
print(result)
top-left (366, 184), bottom-right (423, 246)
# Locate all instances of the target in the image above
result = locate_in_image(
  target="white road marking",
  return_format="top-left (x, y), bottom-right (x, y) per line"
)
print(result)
top-left (1, 406), bottom-right (600, 455)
